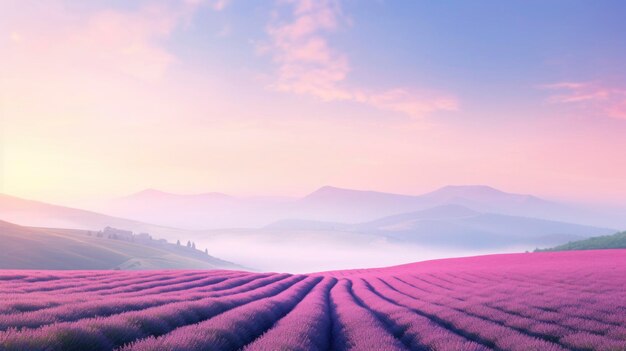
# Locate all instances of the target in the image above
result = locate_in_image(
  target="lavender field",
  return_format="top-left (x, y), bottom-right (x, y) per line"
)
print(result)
top-left (0, 250), bottom-right (625, 351)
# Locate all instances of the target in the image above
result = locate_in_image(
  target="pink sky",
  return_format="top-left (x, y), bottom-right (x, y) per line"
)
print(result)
top-left (0, 0), bottom-right (625, 206)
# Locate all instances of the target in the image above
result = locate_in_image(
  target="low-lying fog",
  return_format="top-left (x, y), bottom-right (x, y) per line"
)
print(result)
top-left (192, 229), bottom-right (531, 273)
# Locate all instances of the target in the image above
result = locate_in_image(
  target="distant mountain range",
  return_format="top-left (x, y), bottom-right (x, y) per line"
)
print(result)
top-left (96, 188), bottom-right (292, 229)
top-left (266, 204), bottom-right (615, 249)
top-left (93, 185), bottom-right (624, 230)
top-left (1, 186), bottom-right (623, 272)
top-left (0, 220), bottom-right (242, 270)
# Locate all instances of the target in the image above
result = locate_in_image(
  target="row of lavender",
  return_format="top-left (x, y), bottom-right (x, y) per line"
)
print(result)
top-left (0, 250), bottom-right (625, 351)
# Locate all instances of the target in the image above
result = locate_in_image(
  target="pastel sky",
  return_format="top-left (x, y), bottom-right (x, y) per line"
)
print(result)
top-left (1, 0), bottom-right (625, 205)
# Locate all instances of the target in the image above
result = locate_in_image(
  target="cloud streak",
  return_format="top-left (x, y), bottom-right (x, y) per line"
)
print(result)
top-left (263, 0), bottom-right (458, 118)
top-left (2, 1), bottom-right (229, 82)
top-left (542, 82), bottom-right (626, 120)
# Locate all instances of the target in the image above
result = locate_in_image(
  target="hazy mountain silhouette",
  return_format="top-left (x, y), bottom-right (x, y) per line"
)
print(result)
top-left (2, 189), bottom-right (619, 272)
top-left (355, 204), bottom-right (480, 229)
top-left (265, 204), bottom-right (615, 249)
top-left (94, 185), bottom-right (622, 229)
top-left (362, 208), bottom-right (613, 248)
top-left (99, 189), bottom-right (291, 229)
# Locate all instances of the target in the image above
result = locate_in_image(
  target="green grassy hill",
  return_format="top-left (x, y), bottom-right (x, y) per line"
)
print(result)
top-left (536, 231), bottom-right (626, 252)
top-left (0, 220), bottom-right (243, 270)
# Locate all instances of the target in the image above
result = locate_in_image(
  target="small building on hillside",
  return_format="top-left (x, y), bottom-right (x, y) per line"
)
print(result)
top-left (101, 226), bottom-right (134, 241)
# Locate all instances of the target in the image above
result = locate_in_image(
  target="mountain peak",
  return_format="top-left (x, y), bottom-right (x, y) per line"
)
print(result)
top-left (435, 185), bottom-right (504, 194)
top-left (312, 185), bottom-right (348, 193)
top-left (305, 185), bottom-right (359, 198)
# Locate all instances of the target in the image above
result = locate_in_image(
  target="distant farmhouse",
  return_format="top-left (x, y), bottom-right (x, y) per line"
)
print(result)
top-left (101, 226), bottom-right (134, 240)
top-left (96, 226), bottom-right (206, 255)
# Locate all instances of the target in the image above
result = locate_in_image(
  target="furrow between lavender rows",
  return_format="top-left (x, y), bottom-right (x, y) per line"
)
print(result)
top-left (380, 275), bottom-right (626, 351)
top-left (328, 279), bottom-right (408, 351)
top-left (243, 277), bottom-right (337, 351)
top-left (0, 272), bottom-right (252, 317)
top-left (0, 273), bottom-right (287, 331)
top-left (369, 276), bottom-right (567, 351)
top-left (349, 277), bottom-right (490, 351)
top-left (399, 273), bottom-right (626, 335)
top-left (0, 274), bottom-right (306, 351)
top-left (119, 276), bottom-right (322, 351)
top-left (0, 271), bottom-right (210, 295)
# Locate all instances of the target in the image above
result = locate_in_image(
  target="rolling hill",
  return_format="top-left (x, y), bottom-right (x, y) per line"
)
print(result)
top-left (536, 231), bottom-right (626, 252)
top-left (354, 204), bottom-right (480, 229)
top-left (265, 204), bottom-right (616, 249)
top-left (0, 193), bottom-right (194, 242)
top-left (0, 220), bottom-right (242, 270)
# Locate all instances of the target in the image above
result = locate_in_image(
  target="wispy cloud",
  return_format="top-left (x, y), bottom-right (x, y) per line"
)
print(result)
top-left (211, 0), bottom-right (232, 11)
top-left (262, 0), bottom-right (458, 118)
top-left (3, 1), bottom-right (228, 82)
top-left (78, 6), bottom-right (180, 82)
top-left (541, 82), bottom-right (626, 120)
